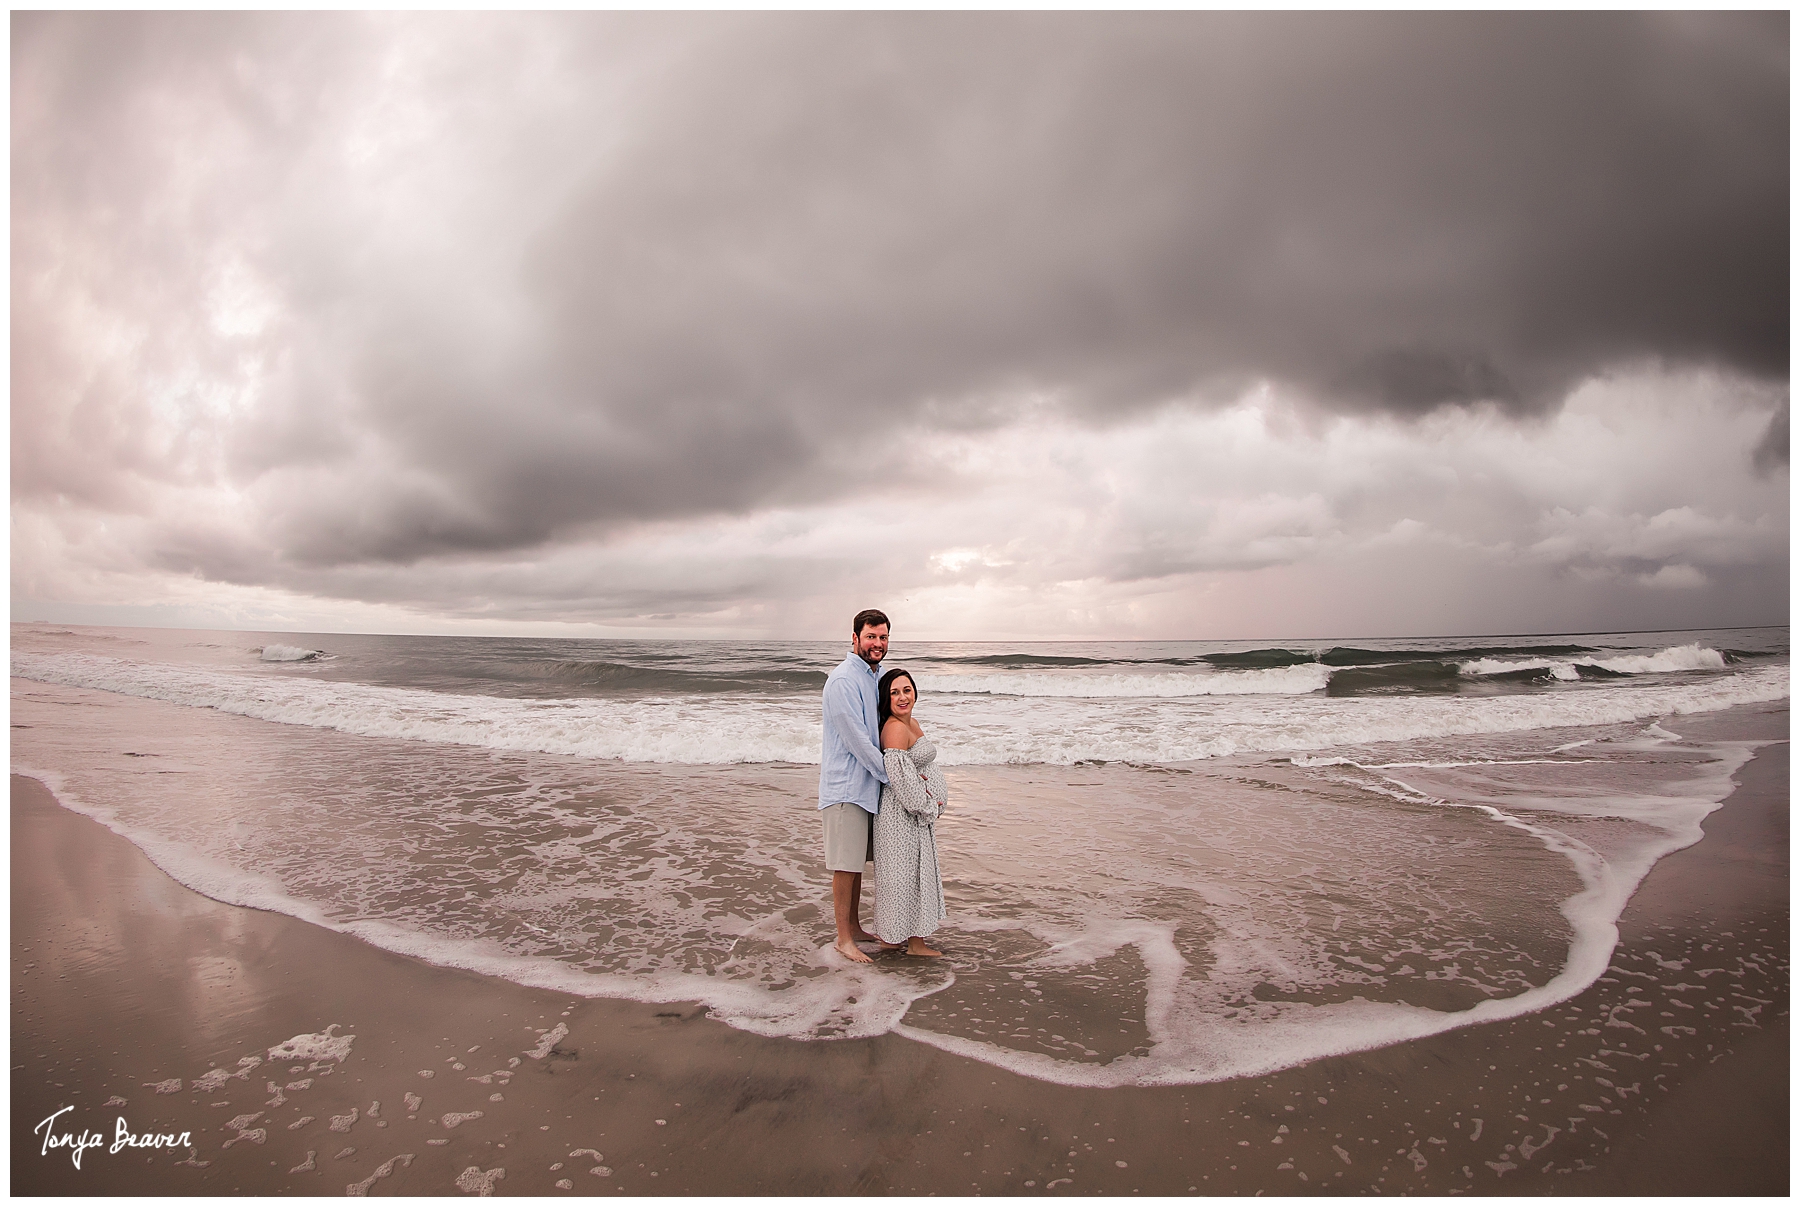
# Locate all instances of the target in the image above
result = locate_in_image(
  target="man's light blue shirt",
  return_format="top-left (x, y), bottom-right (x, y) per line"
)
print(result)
top-left (818, 652), bottom-right (889, 813)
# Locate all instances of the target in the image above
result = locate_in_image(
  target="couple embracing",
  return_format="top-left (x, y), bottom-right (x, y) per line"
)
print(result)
top-left (818, 608), bottom-right (949, 964)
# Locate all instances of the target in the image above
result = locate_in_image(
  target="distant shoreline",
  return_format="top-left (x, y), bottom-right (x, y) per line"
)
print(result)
top-left (11, 617), bottom-right (1789, 644)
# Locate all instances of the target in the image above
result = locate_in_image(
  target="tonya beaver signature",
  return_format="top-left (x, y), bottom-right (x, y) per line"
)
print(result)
top-left (34, 1105), bottom-right (193, 1170)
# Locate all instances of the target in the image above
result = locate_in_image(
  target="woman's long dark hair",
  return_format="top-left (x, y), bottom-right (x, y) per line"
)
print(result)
top-left (877, 668), bottom-right (917, 731)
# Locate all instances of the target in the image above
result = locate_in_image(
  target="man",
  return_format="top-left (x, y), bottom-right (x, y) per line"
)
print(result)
top-left (819, 608), bottom-right (891, 964)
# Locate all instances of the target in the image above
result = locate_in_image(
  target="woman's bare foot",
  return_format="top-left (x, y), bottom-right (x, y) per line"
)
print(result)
top-left (904, 938), bottom-right (943, 958)
top-left (834, 938), bottom-right (874, 964)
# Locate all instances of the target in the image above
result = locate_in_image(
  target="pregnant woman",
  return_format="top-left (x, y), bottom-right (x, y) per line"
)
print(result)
top-left (873, 667), bottom-right (948, 957)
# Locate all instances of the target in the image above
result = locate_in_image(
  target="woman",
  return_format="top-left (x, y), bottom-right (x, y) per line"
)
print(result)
top-left (873, 667), bottom-right (948, 957)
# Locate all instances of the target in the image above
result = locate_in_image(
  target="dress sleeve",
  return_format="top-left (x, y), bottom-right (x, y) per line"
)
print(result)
top-left (882, 748), bottom-right (940, 822)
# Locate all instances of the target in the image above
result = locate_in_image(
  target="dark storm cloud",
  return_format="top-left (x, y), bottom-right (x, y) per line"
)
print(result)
top-left (523, 10), bottom-right (1785, 419)
top-left (12, 11), bottom-right (1787, 578)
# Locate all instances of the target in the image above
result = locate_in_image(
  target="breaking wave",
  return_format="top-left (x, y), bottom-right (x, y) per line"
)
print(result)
top-left (10, 649), bottom-right (1787, 767)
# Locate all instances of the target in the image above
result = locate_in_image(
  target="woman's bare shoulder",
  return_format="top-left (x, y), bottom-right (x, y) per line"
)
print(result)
top-left (881, 719), bottom-right (916, 751)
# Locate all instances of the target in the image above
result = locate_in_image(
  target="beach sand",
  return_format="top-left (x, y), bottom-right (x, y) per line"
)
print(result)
top-left (12, 707), bottom-right (1787, 1196)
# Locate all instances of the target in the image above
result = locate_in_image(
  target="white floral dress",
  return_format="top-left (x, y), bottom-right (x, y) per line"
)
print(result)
top-left (873, 735), bottom-right (948, 944)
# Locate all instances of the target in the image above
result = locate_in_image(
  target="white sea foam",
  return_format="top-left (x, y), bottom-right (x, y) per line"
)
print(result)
top-left (13, 761), bottom-right (339, 928)
top-left (1460, 657), bottom-right (1582, 680)
top-left (15, 752), bottom-right (906, 1044)
top-left (1461, 643), bottom-right (1729, 680)
top-left (1290, 755), bottom-right (1599, 770)
top-left (11, 650), bottom-right (1788, 768)
top-left (260, 644), bottom-right (322, 662)
top-left (268, 1026), bottom-right (355, 1065)
top-left (1585, 643), bottom-right (1729, 675)
top-left (915, 663), bottom-right (1332, 698)
top-left (896, 733), bottom-right (1761, 1088)
top-left (10, 672), bottom-right (1783, 1090)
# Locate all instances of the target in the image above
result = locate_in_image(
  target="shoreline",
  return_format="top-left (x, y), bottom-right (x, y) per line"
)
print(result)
top-left (11, 710), bottom-right (1788, 1195)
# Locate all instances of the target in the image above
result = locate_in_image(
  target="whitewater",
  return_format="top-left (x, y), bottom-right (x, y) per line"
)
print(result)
top-left (9, 623), bottom-right (1788, 1088)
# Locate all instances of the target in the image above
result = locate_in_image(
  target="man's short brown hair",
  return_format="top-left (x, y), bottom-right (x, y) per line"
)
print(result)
top-left (852, 608), bottom-right (890, 635)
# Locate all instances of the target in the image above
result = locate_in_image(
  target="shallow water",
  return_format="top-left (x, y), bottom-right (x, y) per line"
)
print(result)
top-left (11, 620), bottom-right (1784, 1086)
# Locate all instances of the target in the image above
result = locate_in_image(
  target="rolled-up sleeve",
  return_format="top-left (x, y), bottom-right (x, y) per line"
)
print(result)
top-left (819, 662), bottom-right (890, 809)
top-left (825, 676), bottom-right (889, 783)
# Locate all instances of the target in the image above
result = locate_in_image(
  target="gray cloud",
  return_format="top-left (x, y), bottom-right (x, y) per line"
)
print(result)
top-left (523, 11), bottom-right (1787, 414)
top-left (1752, 402), bottom-right (1789, 474)
top-left (11, 11), bottom-right (1788, 609)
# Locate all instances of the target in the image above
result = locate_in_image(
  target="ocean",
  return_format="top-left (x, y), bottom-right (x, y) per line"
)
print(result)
top-left (10, 622), bottom-right (1787, 1088)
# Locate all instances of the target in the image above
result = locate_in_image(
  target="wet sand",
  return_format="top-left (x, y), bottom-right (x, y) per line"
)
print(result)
top-left (11, 708), bottom-right (1787, 1196)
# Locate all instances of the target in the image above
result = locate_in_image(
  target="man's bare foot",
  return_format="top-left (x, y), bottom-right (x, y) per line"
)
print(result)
top-left (851, 928), bottom-right (880, 944)
top-left (834, 938), bottom-right (874, 964)
top-left (877, 940), bottom-right (905, 952)
top-left (904, 939), bottom-right (944, 958)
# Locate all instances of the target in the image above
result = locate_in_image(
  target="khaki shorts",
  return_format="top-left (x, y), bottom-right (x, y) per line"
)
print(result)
top-left (821, 802), bottom-right (875, 872)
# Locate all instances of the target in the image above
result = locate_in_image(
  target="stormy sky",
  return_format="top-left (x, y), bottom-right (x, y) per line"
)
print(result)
top-left (12, 11), bottom-right (1788, 639)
